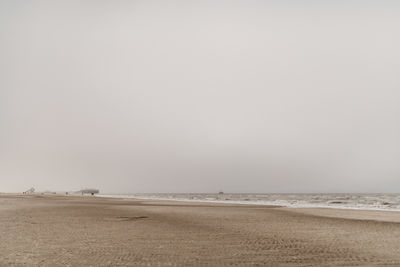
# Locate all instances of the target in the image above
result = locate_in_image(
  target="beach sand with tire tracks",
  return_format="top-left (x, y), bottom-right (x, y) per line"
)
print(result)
top-left (1, 194), bottom-right (400, 266)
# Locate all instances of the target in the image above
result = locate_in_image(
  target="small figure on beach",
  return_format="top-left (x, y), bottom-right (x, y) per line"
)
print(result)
top-left (79, 189), bottom-right (100, 196)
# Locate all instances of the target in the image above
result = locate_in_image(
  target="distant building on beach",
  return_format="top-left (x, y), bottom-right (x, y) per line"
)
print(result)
top-left (23, 187), bottom-right (35, 194)
top-left (78, 188), bottom-right (100, 195)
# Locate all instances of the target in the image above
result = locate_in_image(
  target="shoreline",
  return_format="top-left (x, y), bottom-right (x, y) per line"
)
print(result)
top-left (97, 194), bottom-right (400, 223)
top-left (97, 193), bottom-right (400, 213)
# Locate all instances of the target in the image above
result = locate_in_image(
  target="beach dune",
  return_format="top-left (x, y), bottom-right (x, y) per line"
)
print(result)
top-left (1, 195), bottom-right (400, 266)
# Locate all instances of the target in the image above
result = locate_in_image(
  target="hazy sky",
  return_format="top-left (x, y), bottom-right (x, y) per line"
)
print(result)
top-left (1, 0), bottom-right (400, 193)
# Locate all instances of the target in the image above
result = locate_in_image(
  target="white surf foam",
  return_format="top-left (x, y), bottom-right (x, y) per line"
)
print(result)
top-left (97, 193), bottom-right (400, 212)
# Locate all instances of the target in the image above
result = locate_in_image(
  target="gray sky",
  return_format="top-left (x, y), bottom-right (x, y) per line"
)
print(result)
top-left (1, 0), bottom-right (400, 193)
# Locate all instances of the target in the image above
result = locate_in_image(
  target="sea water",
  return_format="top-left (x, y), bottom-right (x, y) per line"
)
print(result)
top-left (97, 193), bottom-right (400, 211)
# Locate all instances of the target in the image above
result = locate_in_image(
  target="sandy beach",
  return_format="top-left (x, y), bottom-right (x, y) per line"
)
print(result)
top-left (1, 195), bottom-right (400, 266)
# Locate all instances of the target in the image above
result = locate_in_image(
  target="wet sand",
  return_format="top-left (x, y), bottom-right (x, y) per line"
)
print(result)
top-left (1, 195), bottom-right (400, 266)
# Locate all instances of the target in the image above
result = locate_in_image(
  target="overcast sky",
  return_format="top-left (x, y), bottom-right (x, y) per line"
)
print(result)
top-left (1, 0), bottom-right (400, 193)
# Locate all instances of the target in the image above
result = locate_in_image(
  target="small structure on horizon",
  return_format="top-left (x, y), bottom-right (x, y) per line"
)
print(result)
top-left (23, 187), bottom-right (35, 194)
top-left (78, 188), bottom-right (100, 196)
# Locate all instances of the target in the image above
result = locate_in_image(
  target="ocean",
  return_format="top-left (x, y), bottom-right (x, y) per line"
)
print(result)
top-left (98, 193), bottom-right (400, 212)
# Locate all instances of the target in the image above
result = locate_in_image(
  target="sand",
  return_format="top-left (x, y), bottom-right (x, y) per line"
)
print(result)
top-left (1, 195), bottom-right (400, 266)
